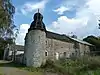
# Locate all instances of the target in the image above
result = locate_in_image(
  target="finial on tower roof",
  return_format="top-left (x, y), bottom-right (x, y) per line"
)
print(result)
top-left (38, 8), bottom-right (39, 13)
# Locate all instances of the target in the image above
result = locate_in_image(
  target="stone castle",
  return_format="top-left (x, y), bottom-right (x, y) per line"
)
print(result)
top-left (4, 11), bottom-right (94, 67)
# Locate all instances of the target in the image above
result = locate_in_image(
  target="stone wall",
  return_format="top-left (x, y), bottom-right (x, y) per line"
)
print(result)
top-left (15, 54), bottom-right (24, 64)
top-left (24, 30), bottom-right (46, 67)
top-left (79, 43), bottom-right (90, 56)
top-left (46, 38), bottom-right (75, 60)
top-left (45, 38), bottom-right (91, 60)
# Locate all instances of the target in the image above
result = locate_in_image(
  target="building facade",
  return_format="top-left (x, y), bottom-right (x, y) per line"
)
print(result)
top-left (4, 11), bottom-right (93, 67)
top-left (24, 11), bottom-right (93, 67)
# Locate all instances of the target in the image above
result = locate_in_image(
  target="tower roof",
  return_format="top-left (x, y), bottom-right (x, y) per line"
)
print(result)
top-left (28, 9), bottom-right (46, 32)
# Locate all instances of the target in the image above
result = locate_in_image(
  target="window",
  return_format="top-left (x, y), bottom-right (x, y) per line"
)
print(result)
top-left (72, 53), bottom-right (74, 56)
top-left (8, 48), bottom-right (9, 50)
top-left (64, 52), bottom-right (66, 56)
top-left (75, 50), bottom-right (77, 54)
top-left (46, 41), bottom-right (47, 45)
top-left (45, 51), bottom-right (48, 56)
top-left (75, 50), bottom-right (77, 53)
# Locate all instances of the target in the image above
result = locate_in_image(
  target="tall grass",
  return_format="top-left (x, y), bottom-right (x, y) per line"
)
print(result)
top-left (19, 56), bottom-right (100, 75)
top-left (41, 56), bottom-right (100, 75)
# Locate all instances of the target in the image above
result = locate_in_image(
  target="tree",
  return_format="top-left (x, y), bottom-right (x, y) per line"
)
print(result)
top-left (0, 0), bottom-right (15, 59)
top-left (83, 36), bottom-right (100, 55)
top-left (0, 0), bottom-right (15, 38)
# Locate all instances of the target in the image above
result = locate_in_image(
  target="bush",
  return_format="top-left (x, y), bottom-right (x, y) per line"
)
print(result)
top-left (53, 56), bottom-right (100, 75)
top-left (21, 56), bottom-right (100, 75)
top-left (41, 59), bottom-right (54, 68)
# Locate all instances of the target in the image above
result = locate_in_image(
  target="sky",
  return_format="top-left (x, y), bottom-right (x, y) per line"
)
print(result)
top-left (12, 0), bottom-right (100, 45)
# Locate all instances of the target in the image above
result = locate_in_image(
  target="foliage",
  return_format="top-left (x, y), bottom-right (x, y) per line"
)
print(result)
top-left (0, 37), bottom-right (14, 59)
top-left (0, 0), bottom-right (15, 28)
top-left (0, 0), bottom-right (16, 59)
top-left (0, 0), bottom-right (16, 39)
top-left (83, 35), bottom-right (100, 55)
top-left (41, 56), bottom-right (100, 75)
top-left (83, 36), bottom-right (100, 48)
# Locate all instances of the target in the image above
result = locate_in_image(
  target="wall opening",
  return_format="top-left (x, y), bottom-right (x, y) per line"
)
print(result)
top-left (63, 52), bottom-right (66, 57)
top-left (55, 52), bottom-right (59, 60)
top-left (45, 51), bottom-right (48, 56)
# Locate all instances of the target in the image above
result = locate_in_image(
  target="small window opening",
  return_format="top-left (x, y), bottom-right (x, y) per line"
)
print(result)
top-left (8, 48), bottom-right (9, 50)
top-left (45, 51), bottom-right (48, 56)
top-left (46, 41), bottom-right (47, 45)
top-left (64, 52), bottom-right (66, 56)
top-left (72, 53), bottom-right (74, 56)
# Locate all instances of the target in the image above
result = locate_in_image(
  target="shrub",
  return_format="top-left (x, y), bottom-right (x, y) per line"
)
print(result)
top-left (41, 59), bottom-right (54, 68)
top-left (54, 56), bottom-right (100, 75)
top-left (21, 56), bottom-right (100, 75)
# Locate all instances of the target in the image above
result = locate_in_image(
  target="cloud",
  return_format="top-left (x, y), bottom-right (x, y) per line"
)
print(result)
top-left (50, 0), bottom-right (100, 39)
top-left (53, 0), bottom-right (87, 15)
top-left (48, 16), bottom-right (88, 35)
top-left (53, 6), bottom-right (69, 15)
top-left (86, 0), bottom-right (100, 16)
top-left (20, 0), bottom-right (48, 15)
top-left (15, 24), bottom-right (30, 45)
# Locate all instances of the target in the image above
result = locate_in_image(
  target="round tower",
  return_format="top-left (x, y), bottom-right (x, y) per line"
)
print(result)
top-left (24, 10), bottom-right (46, 67)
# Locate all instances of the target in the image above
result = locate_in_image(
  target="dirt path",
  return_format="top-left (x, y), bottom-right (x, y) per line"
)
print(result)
top-left (0, 60), bottom-right (42, 75)
top-left (0, 60), bottom-right (59, 75)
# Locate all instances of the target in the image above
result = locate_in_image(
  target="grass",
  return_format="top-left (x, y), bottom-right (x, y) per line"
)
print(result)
top-left (1, 56), bottom-right (100, 75)
top-left (10, 56), bottom-right (100, 75)
top-left (40, 56), bottom-right (100, 75)
top-left (0, 73), bottom-right (3, 75)
top-left (21, 67), bottom-right (44, 75)
top-left (78, 69), bottom-right (100, 75)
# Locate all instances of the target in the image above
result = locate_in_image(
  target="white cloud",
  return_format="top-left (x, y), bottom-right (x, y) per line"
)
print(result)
top-left (21, 0), bottom-right (48, 15)
top-left (15, 24), bottom-right (30, 45)
top-left (50, 0), bottom-right (100, 39)
top-left (48, 16), bottom-right (88, 35)
top-left (86, 0), bottom-right (100, 16)
top-left (53, 0), bottom-right (87, 15)
top-left (53, 6), bottom-right (69, 15)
